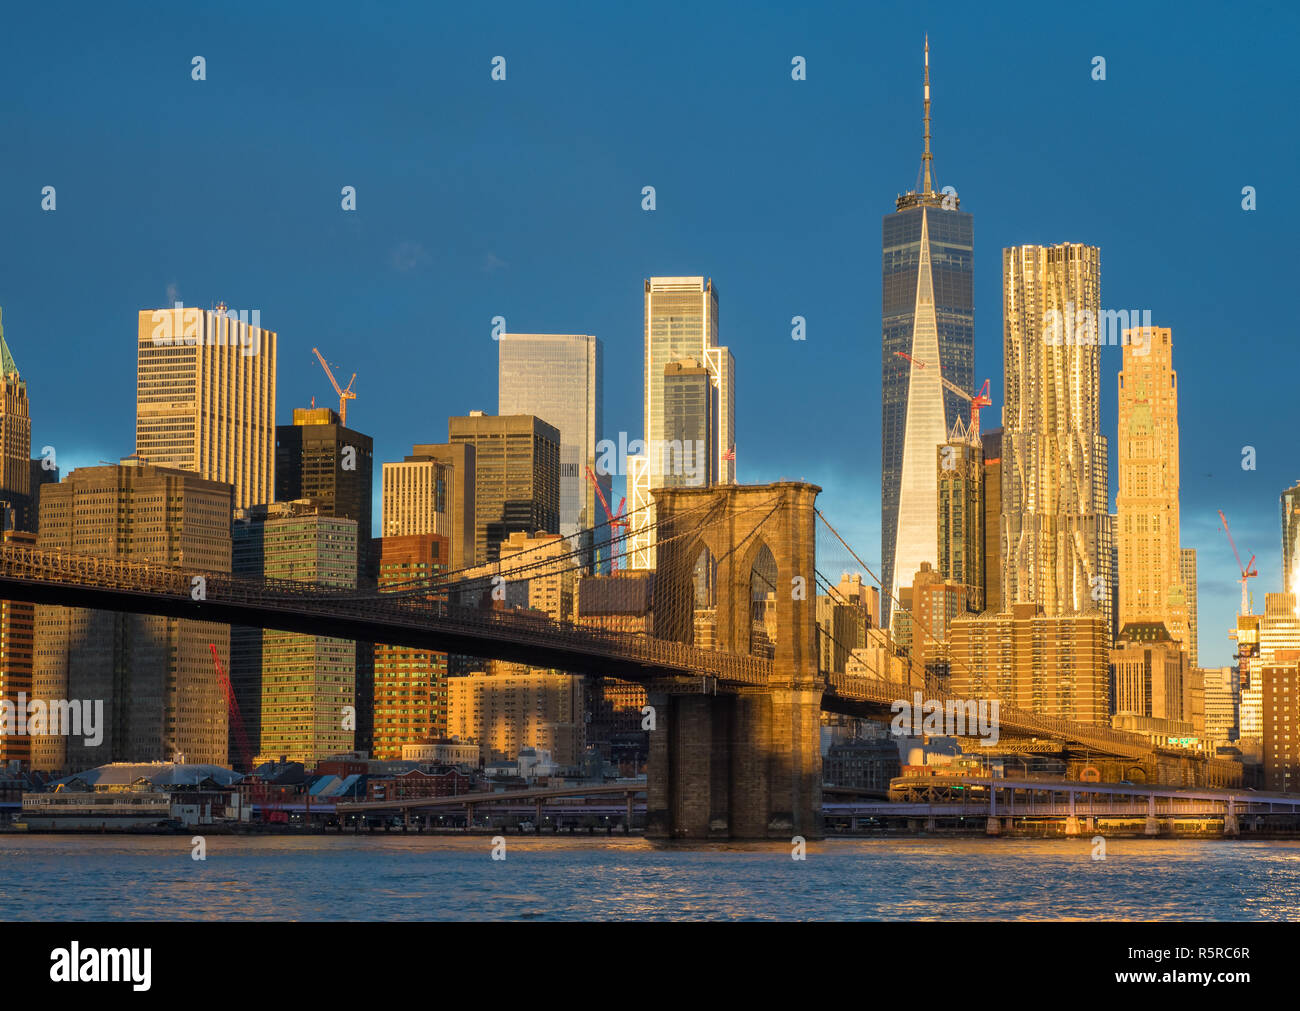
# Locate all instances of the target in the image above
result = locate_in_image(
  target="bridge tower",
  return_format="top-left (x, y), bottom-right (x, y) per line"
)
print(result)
top-left (645, 481), bottom-right (823, 840)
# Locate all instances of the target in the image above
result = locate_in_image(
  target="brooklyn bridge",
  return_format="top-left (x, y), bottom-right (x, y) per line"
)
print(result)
top-left (0, 481), bottom-right (1239, 840)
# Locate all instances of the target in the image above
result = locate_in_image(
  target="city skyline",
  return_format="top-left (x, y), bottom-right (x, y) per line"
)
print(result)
top-left (0, 1), bottom-right (1295, 672)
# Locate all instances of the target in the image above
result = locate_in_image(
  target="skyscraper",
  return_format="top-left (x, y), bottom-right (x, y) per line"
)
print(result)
top-left (1181, 548), bottom-right (1199, 670)
top-left (448, 412), bottom-right (560, 565)
top-left (33, 463), bottom-right (233, 771)
top-left (661, 359), bottom-right (714, 489)
top-left (981, 428), bottom-right (1003, 613)
top-left (1283, 481), bottom-right (1300, 602)
top-left (1001, 243), bottom-right (1112, 635)
top-left (233, 500), bottom-right (357, 767)
top-left (936, 421), bottom-right (984, 612)
top-left (0, 310), bottom-right (32, 530)
top-left (402, 442), bottom-right (476, 571)
top-left (642, 277), bottom-right (734, 484)
top-left (881, 40), bottom-right (974, 627)
top-left (276, 407), bottom-right (374, 543)
top-left (136, 305), bottom-right (276, 510)
top-left (498, 333), bottom-right (607, 548)
top-left (1116, 326), bottom-right (1187, 647)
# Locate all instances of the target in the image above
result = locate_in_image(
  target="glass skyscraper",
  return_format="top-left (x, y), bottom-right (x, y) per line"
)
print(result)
top-left (881, 40), bottom-right (974, 628)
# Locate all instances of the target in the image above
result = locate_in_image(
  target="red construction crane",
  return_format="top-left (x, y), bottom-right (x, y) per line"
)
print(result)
top-left (893, 351), bottom-right (992, 434)
top-left (1218, 509), bottom-right (1258, 616)
top-left (585, 465), bottom-right (628, 571)
top-left (209, 643), bottom-right (254, 773)
top-left (312, 347), bottom-right (357, 426)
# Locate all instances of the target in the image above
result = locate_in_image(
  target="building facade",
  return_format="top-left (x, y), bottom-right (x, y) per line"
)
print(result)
top-left (880, 42), bottom-right (974, 628)
top-left (372, 534), bottom-right (449, 760)
top-left (448, 413), bottom-right (560, 565)
top-left (232, 500), bottom-right (357, 767)
top-left (1116, 327), bottom-right (1187, 647)
top-left (33, 464), bottom-right (233, 771)
top-left (1284, 481), bottom-right (1300, 602)
top-left (136, 306), bottom-right (276, 509)
top-left (950, 602), bottom-right (1110, 725)
top-left (276, 407), bottom-right (373, 546)
top-left (937, 421), bottom-right (984, 612)
top-left (1001, 243), bottom-right (1111, 636)
top-left (446, 664), bottom-right (584, 766)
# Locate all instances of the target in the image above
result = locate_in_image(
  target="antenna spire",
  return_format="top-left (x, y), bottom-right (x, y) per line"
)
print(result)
top-left (922, 35), bottom-right (933, 195)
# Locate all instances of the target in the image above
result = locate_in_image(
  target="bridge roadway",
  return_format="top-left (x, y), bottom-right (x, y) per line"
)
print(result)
top-left (0, 544), bottom-right (1207, 764)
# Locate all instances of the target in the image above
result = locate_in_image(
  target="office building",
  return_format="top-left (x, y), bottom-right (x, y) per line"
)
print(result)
top-left (33, 463), bottom-right (232, 771)
top-left (981, 428), bottom-right (1003, 613)
top-left (498, 333), bottom-right (607, 557)
top-left (0, 529), bottom-right (35, 766)
top-left (497, 531), bottom-right (576, 622)
top-left (394, 442), bottom-right (475, 572)
top-left (661, 359), bottom-right (714, 489)
top-left (448, 413), bottom-right (560, 565)
top-left (632, 277), bottom-right (736, 570)
top-left (1001, 243), bottom-right (1111, 636)
top-left (1235, 613), bottom-right (1263, 742)
top-left (0, 310), bottom-right (32, 531)
top-left (1262, 653), bottom-right (1300, 792)
top-left (950, 603), bottom-right (1109, 725)
top-left (1116, 326), bottom-right (1187, 647)
top-left (276, 406), bottom-right (373, 548)
top-left (936, 421), bottom-right (984, 612)
top-left (1284, 481), bottom-right (1300, 601)
top-left (1181, 548), bottom-right (1199, 670)
top-left (1110, 622), bottom-right (1186, 727)
top-left (372, 534), bottom-right (449, 760)
top-left (446, 665), bottom-right (584, 766)
top-left (1202, 666), bottom-right (1238, 744)
top-left (880, 40), bottom-right (975, 627)
top-left (232, 500), bottom-right (357, 767)
top-left (136, 305), bottom-right (276, 509)
top-left (1260, 592), bottom-right (1300, 663)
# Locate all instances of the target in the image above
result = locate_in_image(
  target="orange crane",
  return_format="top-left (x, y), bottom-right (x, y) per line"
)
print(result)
top-left (585, 465), bottom-right (628, 571)
top-left (209, 643), bottom-right (254, 773)
top-left (1218, 510), bottom-right (1259, 616)
top-left (312, 347), bottom-right (357, 426)
top-left (893, 351), bottom-right (992, 433)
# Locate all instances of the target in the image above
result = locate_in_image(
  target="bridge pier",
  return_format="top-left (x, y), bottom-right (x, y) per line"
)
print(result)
top-left (1065, 816), bottom-right (1081, 836)
top-left (645, 685), bottom-right (823, 841)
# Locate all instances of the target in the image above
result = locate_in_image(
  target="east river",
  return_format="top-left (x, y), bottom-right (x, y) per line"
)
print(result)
top-left (4, 835), bottom-right (1299, 920)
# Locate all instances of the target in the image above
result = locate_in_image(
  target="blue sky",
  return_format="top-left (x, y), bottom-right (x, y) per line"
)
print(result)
top-left (1, 0), bottom-right (1296, 667)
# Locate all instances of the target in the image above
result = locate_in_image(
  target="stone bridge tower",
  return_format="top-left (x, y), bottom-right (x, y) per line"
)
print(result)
top-left (645, 481), bottom-right (823, 840)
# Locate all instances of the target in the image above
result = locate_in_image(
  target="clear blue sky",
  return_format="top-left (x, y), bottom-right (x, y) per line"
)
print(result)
top-left (1, 0), bottom-right (1296, 667)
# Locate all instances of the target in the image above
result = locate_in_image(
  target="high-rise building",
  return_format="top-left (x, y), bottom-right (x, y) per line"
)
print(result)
top-left (936, 421), bottom-right (983, 612)
top-left (1262, 653), bottom-right (1300, 792)
top-left (401, 442), bottom-right (476, 572)
top-left (0, 529), bottom-right (36, 767)
top-left (907, 562), bottom-right (966, 685)
top-left (642, 277), bottom-right (734, 485)
top-left (1202, 666), bottom-right (1238, 744)
top-left (1283, 481), bottom-right (1300, 602)
top-left (950, 603), bottom-right (1110, 725)
top-left (1260, 592), bottom-right (1300, 664)
top-left (632, 277), bottom-right (736, 570)
top-left (232, 500), bottom-right (357, 767)
top-left (372, 534), bottom-right (449, 760)
top-left (661, 359), bottom-right (714, 489)
top-left (276, 407), bottom-right (373, 544)
top-left (1234, 613), bottom-right (1263, 742)
top-left (1116, 327), bottom-right (1187, 647)
top-left (1001, 243), bottom-right (1111, 636)
top-left (448, 412), bottom-right (560, 565)
top-left (981, 428), bottom-right (1003, 613)
top-left (136, 305), bottom-right (276, 509)
top-left (0, 310), bottom-right (32, 531)
top-left (1181, 548), bottom-right (1199, 669)
top-left (1110, 622), bottom-right (1186, 728)
top-left (33, 463), bottom-right (232, 771)
top-left (497, 531), bottom-right (576, 622)
top-left (446, 665), bottom-right (584, 766)
top-left (382, 458), bottom-right (452, 542)
top-left (880, 41), bottom-right (974, 629)
top-left (498, 333), bottom-right (607, 552)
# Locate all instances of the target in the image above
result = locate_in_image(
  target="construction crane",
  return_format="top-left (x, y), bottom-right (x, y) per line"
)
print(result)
top-left (209, 643), bottom-right (254, 773)
top-left (585, 465), bottom-right (628, 571)
top-left (312, 347), bottom-right (357, 426)
top-left (893, 351), bottom-right (992, 433)
top-left (1218, 510), bottom-right (1259, 616)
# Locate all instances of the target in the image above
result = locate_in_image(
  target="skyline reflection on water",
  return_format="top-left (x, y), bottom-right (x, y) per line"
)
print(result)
top-left (3, 835), bottom-right (1299, 921)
